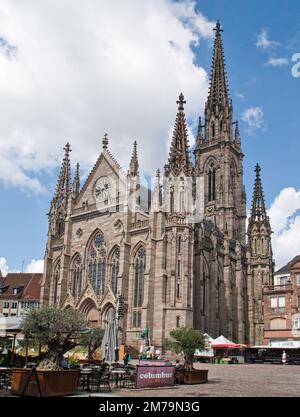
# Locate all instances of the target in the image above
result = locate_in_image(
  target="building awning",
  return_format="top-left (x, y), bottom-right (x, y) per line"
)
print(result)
top-left (0, 316), bottom-right (23, 337)
top-left (211, 335), bottom-right (242, 348)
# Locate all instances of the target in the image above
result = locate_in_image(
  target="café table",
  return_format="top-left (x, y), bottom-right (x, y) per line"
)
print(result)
top-left (110, 369), bottom-right (126, 388)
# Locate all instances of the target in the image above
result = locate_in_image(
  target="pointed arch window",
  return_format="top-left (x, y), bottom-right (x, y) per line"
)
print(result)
top-left (52, 261), bottom-right (60, 305)
top-left (110, 248), bottom-right (120, 295)
top-left (208, 163), bottom-right (216, 202)
top-left (56, 215), bottom-right (64, 238)
top-left (72, 255), bottom-right (83, 298)
top-left (133, 247), bottom-right (146, 308)
top-left (87, 232), bottom-right (107, 295)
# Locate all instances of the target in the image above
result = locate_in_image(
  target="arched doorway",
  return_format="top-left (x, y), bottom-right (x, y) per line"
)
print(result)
top-left (79, 298), bottom-right (99, 328)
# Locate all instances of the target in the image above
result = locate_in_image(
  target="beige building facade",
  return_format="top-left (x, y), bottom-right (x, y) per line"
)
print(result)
top-left (41, 22), bottom-right (273, 351)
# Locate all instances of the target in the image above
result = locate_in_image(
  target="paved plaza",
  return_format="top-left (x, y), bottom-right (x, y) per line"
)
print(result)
top-left (1, 363), bottom-right (300, 397)
top-left (114, 363), bottom-right (300, 397)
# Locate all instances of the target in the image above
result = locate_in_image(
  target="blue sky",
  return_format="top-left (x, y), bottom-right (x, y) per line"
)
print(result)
top-left (0, 0), bottom-right (299, 273)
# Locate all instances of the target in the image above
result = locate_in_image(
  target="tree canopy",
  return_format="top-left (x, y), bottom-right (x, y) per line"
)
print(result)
top-left (164, 326), bottom-right (207, 370)
top-left (21, 305), bottom-right (86, 370)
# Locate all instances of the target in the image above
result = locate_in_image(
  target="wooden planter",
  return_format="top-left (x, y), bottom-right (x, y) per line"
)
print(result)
top-left (11, 368), bottom-right (80, 397)
top-left (176, 369), bottom-right (208, 385)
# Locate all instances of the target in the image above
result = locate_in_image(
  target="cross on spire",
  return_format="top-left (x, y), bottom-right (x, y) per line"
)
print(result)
top-left (214, 20), bottom-right (223, 34)
top-left (64, 142), bottom-right (71, 157)
top-left (102, 133), bottom-right (109, 150)
top-left (177, 93), bottom-right (186, 111)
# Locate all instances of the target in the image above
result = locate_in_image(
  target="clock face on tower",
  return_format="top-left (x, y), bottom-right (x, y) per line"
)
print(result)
top-left (94, 176), bottom-right (111, 201)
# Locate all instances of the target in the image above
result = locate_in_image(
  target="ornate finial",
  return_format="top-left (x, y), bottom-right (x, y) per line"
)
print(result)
top-left (214, 20), bottom-right (223, 34)
top-left (102, 133), bottom-right (108, 150)
top-left (64, 142), bottom-right (71, 157)
top-left (255, 163), bottom-right (261, 176)
top-left (156, 168), bottom-right (160, 178)
top-left (176, 93), bottom-right (186, 111)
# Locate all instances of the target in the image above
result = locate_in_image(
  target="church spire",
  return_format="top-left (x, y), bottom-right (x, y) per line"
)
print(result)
top-left (165, 93), bottom-right (192, 176)
top-left (204, 21), bottom-right (233, 143)
top-left (129, 140), bottom-right (139, 177)
top-left (250, 164), bottom-right (268, 222)
top-left (195, 116), bottom-right (204, 150)
top-left (48, 142), bottom-right (72, 238)
top-left (207, 20), bottom-right (230, 110)
top-left (54, 142), bottom-right (72, 200)
top-left (72, 162), bottom-right (80, 198)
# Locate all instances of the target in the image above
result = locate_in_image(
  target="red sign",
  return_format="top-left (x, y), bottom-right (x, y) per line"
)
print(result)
top-left (135, 365), bottom-right (175, 389)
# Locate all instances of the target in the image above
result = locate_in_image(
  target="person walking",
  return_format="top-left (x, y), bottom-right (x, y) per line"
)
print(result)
top-left (282, 350), bottom-right (287, 365)
top-left (123, 350), bottom-right (130, 367)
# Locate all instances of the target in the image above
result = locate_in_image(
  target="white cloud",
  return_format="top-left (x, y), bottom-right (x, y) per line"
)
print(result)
top-left (242, 106), bottom-right (264, 131)
top-left (0, 0), bottom-right (215, 193)
top-left (268, 187), bottom-right (300, 269)
top-left (0, 257), bottom-right (9, 277)
top-left (235, 92), bottom-right (245, 99)
top-left (25, 259), bottom-right (44, 274)
top-left (265, 57), bottom-right (289, 67)
top-left (256, 29), bottom-right (280, 50)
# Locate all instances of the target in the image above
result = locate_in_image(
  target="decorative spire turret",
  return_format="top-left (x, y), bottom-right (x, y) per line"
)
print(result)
top-left (49, 142), bottom-right (72, 237)
top-left (152, 168), bottom-right (162, 211)
top-left (234, 120), bottom-right (241, 146)
top-left (250, 164), bottom-right (268, 222)
top-left (54, 142), bottom-right (71, 199)
top-left (72, 162), bottom-right (80, 198)
top-left (165, 93), bottom-right (192, 176)
top-left (129, 140), bottom-right (139, 177)
top-left (195, 116), bottom-right (204, 149)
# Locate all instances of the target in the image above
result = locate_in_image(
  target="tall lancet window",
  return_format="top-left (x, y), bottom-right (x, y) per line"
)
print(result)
top-left (72, 255), bottom-right (83, 298)
top-left (132, 247), bottom-right (146, 328)
top-left (208, 163), bottom-right (216, 202)
top-left (52, 261), bottom-right (60, 305)
top-left (211, 121), bottom-right (215, 139)
top-left (170, 188), bottom-right (174, 213)
top-left (110, 248), bottom-right (120, 295)
top-left (87, 232), bottom-right (106, 295)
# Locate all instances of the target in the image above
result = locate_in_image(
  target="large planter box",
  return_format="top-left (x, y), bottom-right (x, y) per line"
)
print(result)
top-left (11, 368), bottom-right (80, 397)
top-left (176, 369), bottom-right (208, 385)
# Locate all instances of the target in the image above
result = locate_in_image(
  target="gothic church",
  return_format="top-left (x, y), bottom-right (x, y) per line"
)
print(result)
top-left (41, 22), bottom-right (274, 349)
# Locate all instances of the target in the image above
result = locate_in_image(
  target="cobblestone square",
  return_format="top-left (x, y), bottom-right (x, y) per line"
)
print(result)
top-left (115, 363), bottom-right (300, 397)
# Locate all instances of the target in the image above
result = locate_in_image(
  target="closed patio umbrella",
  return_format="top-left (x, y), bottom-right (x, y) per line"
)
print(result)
top-left (101, 307), bottom-right (118, 363)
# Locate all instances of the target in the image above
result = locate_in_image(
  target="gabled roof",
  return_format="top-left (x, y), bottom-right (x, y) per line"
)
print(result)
top-left (0, 273), bottom-right (42, 301)
top-left (76, 147), bottom-right (126, 204)
top-left (274, 263), bottom-right (290, 275)
top-left (289, 255), bottom-right (300, 268)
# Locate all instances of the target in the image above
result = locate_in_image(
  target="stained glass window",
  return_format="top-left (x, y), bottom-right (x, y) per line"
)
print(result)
top-left (87, 232), bottom-right (106, 295)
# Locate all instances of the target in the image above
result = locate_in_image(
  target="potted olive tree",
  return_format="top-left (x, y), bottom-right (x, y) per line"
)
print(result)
top-left (165, 326), bottom-right (209, 384)
top-left (11, 305), bottom-right (86, 397)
